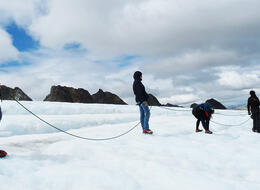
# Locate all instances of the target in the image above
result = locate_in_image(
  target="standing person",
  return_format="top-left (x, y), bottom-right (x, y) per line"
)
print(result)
top-left (192, 102), bottom-right (214, 134)
top-left (247, 90), bottom-right (260, 133)
top-left (133, 71), bottom-right (153, 134)
top-left (0, 83), bottom-right (2, 121)
top-left (0, 83), bottom-right (7, 158)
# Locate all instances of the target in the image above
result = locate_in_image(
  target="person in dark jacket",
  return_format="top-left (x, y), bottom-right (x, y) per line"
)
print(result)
top-left (192, 102), bottom-right (214, 134)
top-left (133, 71), bottom-right (153, 134)
top-left (247, 90), bottom-right (260, 133)
top-left (0, 83), bottom-right (2, 121)
top-left (0, 84), bottom-right (7, 158)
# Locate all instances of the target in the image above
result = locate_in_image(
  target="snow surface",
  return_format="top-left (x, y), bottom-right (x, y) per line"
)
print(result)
top-left (0, 101), bottom-right (259, 190)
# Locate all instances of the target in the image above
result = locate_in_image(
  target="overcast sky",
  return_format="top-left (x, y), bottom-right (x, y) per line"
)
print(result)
top-left (0, 0), bottom-right (260, 106)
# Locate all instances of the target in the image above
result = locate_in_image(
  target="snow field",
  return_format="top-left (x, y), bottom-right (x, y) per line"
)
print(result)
top-left (0, 101), bottom-right (260, 190)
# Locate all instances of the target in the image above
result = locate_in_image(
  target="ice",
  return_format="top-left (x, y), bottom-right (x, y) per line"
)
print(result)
top-left (0, 101), bottom-right (259, 190)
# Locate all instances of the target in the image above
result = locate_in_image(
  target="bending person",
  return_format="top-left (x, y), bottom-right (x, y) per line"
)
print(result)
top-left (0, 83), bottom-right (2, 121)
top-left (192, 102), bottom-right (214, 134)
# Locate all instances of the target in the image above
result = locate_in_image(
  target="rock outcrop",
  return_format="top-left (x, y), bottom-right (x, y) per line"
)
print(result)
top-left (163, 103), bottom-right (183, 108)
top-left (92, 89), bottom-right (127, 105)
top-left (0, 85), bottom-right (32, 101)
top-left (147, 94), bottom-right (161, 106)
top-left (44, 85), bottom-right (93, 103)
top-left (206, 98), bottom-right (227, 109)
top-left (44, 86), bottom-right (127, 105)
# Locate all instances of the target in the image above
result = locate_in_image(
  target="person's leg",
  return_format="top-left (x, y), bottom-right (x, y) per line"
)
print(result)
top-left (256, 112), bottom-right (260, 132)
top-left (0, 107), bottom-right (2, 121)
top-left (196, 119), bottom-right (200, 130)
top-left (252, 113), bottom-right (257, 132)
top-left (140, 103), bottom-right (150, 130)
top-left (204, 118), bottom-right (213, 134)
top-left (139, 105), bottom-right (145, 130)
top-left (200, 119), bottom-right (207, 130)
top-left (198, 110), bottom-right (207, 130)
top-left (193, 108), bottom-right (202, 132)
top-left (205, 119), bottom-right (210, 131)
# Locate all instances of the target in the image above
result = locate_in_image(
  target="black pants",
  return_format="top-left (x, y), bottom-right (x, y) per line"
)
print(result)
top-left (251, 112), bottom-right (260, 131)
top-left (192, 108), bottom-right (209, 130)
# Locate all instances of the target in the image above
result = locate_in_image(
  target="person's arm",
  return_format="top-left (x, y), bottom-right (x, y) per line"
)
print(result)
top-left (141, 83), bottom-right (149, 101)
top-left (0, 83), bottom-right (2, 102)
top-left (247, 98), bottom-right (251, 115)
top-left (257, 97), bottom-right (260, 106)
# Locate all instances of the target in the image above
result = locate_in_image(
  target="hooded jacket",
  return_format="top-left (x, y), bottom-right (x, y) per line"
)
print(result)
top-left (192, 102), bottom-right (213, 130)
top-left (133, 73), bottom-right (149, 104)
top-left (247, 94), bottom-right (260, 114)
top-left (193, 102), bottom-right (214, 118)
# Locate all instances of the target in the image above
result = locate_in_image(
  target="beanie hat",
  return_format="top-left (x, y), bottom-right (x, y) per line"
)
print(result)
top-left (250, 90), bottom-right (256, 96)
top-left (133, 71), bottom-right (142, 80)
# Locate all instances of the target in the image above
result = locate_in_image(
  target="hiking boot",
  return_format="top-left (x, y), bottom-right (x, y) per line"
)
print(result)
top-left (196, 129), bottom-right (203, 133)
top-left (205, 130), bottom-right (213, 134)
top-left (143, 129), bottom-right (153, 134)
top-left (0, 150), bottom-right (7, 158)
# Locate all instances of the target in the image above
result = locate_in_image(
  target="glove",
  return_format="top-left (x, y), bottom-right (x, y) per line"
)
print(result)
top-left (143, 101), bottom-right (149, 107)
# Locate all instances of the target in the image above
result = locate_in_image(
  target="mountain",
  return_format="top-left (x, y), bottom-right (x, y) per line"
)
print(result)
top-left (44, 86), bottom-right (127, 105)
top-left (234, 105), bottom-right (247, 110)
top-left (44, 85), bottom-right (93, 103)
top-left (162, 103), bottom-right (183, 108)
top-left (0, 85), bottom-right (32, 101)
top-left (206, 98), bottom-right (226, 109)
top-left (147, 94), bottom-right (161, 106)
top-left (92, 89), bottom-right (127, 105)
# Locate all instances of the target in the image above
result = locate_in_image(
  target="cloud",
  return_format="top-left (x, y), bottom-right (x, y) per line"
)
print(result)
top-left (0, 28), bottom-right (19, 62)
top-left (142, 49), bottom-right (243, 77)
top-left (0, 48), bottom-right (140, 103)
top-left (1, 0), bottom-right (260, 106)
top-left (0, 0), bottom-right (46, 26)
top-left (217, 70), bottom-right (260, 90)
top-left (159, 94), bottom-right (199, 105)
top-left (27, 0), bottom-right (260, 57)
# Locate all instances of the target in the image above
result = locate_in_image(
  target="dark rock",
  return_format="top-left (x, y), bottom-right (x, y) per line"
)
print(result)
top-left (92, 89), bottom-right (127, 105)
top-left (206, 98), bottom-right (226, 109)
top-left (147, 94), bottom-right (161, 106)
top-left (163, 103), bottom-right (183, 108)
top-left (44, 85), bottom-right (93, 103)
top-left (0, 85), bottom-right (32, 101)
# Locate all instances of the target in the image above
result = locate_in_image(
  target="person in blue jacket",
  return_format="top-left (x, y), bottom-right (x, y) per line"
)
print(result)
top-left (192, 102), bottom-right (214, 134)
top-left (133, 71), bottom-right (153, 134)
